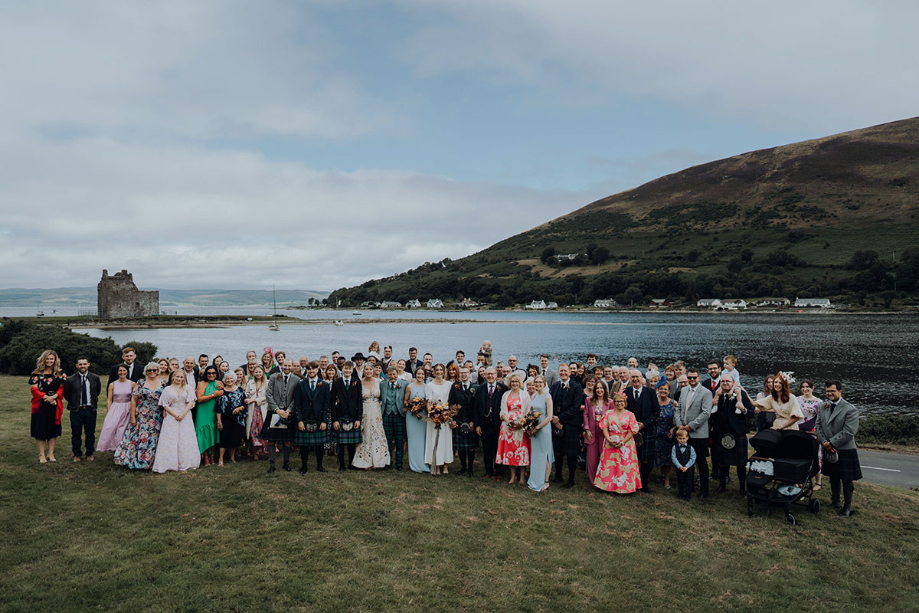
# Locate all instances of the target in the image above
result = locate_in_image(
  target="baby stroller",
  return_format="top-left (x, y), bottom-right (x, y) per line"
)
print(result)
top-left (745, 429), bottom-right (821, 525)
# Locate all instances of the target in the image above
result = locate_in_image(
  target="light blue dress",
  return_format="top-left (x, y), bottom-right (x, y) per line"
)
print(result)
top-left (406, 383), bottom-right (429, 473)
top-left (527, 391), bottom-right (554, 492)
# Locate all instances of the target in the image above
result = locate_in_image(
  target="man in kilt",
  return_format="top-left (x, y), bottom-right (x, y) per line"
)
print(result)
top-left (449, 366), bottom-right (478, 476)
top-left (625, 369), bottom-right (661, 493)
top-left (550, 364), bottom-right (584, 489)
top-left (474, 367), bottom-right (507, 480)
top-left (817, 381), bottom-right (862, 517)
top-left (380, 364), bottom-right (408, 470)
top-left (331, 361), bottom-right (363, 471)
top-left (264, 358), bottom-right (301, 473)
top-left (710, 376), bottom-right (754, 495)
top-left (293, 360), bottom-right (331, 474)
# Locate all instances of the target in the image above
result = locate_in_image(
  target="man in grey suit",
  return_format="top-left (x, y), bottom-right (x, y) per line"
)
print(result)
top-left (380, 364), bottom-right (409, 470)
top-left (265, 358), bottom-right (301, 472)
top-left (539, 354), bottom-right (559, 388)
top-left (673, 367), bottom-right (714, 498)
top-left (816, 381), bottom-right (862, 517)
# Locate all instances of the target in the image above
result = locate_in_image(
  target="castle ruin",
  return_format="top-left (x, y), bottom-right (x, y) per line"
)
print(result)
top-left (97, 269), bottom-right (159, 318)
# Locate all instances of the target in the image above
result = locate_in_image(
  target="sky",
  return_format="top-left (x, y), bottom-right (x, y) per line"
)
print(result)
top-left (1, 0), bottom-right (917, 292)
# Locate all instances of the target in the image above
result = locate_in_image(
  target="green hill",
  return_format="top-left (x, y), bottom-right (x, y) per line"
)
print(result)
top-left (329, 117), bottom-right (919, 308)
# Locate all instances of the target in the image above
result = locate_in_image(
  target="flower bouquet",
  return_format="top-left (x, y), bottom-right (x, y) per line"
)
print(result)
top-left (521, 411), bottom-right (542, 435)
top-left (427, 401), bottom-right (459, 429)
top-left (407, 397), bottom-right (427, 419)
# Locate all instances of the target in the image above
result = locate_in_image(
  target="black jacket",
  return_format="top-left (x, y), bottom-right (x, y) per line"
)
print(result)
top-left (710, 389), bottom-right (754, 435)
top-left (448, 381), bottom-right (477, 425)
top-left (550, 379), bottom-right (584, 427)
top-left (624, 385), bottom-right (660, 430)
top-left (331, 376), bottom-right (363, 421)
top-left (293, 378), bottom-right (331, 425)
top-left (474, 381), bottom-right (507, 426)
top-left (63, 372), bottom-right (102, 411)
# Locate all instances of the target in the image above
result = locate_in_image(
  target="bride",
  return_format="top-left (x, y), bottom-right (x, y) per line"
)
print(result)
top-left (353, 362), bottom-right (391, 469)
top-left (424, 363), bottom-right (454, 475)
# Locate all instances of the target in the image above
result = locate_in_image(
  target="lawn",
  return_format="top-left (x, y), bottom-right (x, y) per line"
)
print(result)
top-left (1, 375), bottom-right (917, 612)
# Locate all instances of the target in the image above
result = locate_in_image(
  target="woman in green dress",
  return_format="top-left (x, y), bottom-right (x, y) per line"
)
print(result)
top-left (195, 365), bottom-right (223, 466)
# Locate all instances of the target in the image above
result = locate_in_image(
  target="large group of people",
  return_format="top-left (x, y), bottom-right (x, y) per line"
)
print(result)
top-left (27, 341), bottom-right (863, 515)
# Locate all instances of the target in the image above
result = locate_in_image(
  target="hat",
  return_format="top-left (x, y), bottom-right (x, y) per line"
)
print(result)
top-left (351, 352), bottom-right (367, 361)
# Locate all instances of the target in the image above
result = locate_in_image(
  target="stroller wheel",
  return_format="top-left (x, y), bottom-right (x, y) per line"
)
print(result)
top-left (809, 499), bottom-right (821, 514)
top-left (786, 514), bottom-right (798, 526)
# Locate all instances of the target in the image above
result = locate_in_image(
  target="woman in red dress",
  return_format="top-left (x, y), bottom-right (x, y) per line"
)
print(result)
top-left (593, 392), bottom-right (641, 494)
top-left (496, 373), bottom-right (531, 485)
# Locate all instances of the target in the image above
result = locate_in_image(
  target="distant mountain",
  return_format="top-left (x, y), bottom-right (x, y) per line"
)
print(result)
top-left (329, 117), bottom-right (919, 307)
top-left (0, 288), bottom-right (328, 308)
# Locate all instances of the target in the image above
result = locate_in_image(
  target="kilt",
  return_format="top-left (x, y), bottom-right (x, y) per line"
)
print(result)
top-left (294, 426), bottom-right (330, 447)
top-left (822, 448), bottom-right (862, 481)
top-left (382, 412), bottom-right (407, 443)
top-left (636, 433), bottom-right (658, 464)
top-left (333, 425), bottom-right (363, 445)
top-left (260, 422), bottom-right (294, 443)
top-left (715, 432), bottom-right (749, 466)
top-left (452, 423), bottom-right (479, 450)
top-left (553, 423), bottom-right (582, 457)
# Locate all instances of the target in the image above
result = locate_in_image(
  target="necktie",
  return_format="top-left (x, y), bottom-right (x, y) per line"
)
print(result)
top-left (828, 402), bottom-right (836, 413)
top-left (128, 364), bottom-right (133, 379)
top-left (345, 378), bottom-right (350, 387)
top-left (311, 379), bottom-right (315, 392)
top-left (81, 375), bottom-right (88, 405)
top-left (391, 382), bottom-right (396, 390)
top-left (488, 385), bottom-right (494, 398)
top-left (284, 375), bottom-right (289, 385)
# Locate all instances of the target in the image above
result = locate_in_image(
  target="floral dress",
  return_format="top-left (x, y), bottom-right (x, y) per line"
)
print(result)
top-left (115, 383), bottom-right (164, 470)
top-left (29, 374), bottom-right (64, 440)
top-left (593, 410), bottom-right (641, 494)
top-left (496, 394), bottom-right (530, 467)
top-left (353, 380), bottom-right (390, 468)
top-left (653, 400), bottom-right (675, 467)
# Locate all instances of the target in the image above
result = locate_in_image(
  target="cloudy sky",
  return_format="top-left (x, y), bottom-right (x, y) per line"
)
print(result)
top-left (2, 0), bottom-right (917, 292)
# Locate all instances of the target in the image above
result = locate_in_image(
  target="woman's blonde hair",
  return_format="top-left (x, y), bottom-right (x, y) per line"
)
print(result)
top-left (33, 350), bottom-right (62, 376)
top-left (507, 372), bottom-right (523, 386)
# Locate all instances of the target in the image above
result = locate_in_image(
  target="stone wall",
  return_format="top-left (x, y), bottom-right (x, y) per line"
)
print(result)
top-left (97, 269), bottom-right (159, 318)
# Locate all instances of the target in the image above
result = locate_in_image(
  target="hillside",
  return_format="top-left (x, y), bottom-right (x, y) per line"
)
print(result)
top-left (0, 288), bottom-right (328, 308)
top-left (329, 117), bottom-right (919, 307)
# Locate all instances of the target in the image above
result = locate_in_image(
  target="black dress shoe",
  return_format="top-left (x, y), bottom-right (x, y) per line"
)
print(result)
top-left (317, 467), bottom-right (327, 473)
top-left (467, 470), bottom-right (474, 477)
top-left (267, 464), bottom-right (276, 474)
top-left (553, 477), bottom-right (564, 483)
top-left (299, 466), bottom-right (308, 474)
top-left (383, 465), bottom-right (392, 471)
top-left (396, 465), bottom-right (403, 471)
top-left (563, 482), bottom-right (575, 489)
top-left (831, 500), bottom-right (842, 509)
top-left (715, 485), bottom-right (727, 494)
top-left (283, 464), bottom-right (292, 472)
top-left (838, 507), bottom-right (856, 517)
top-left (457, 468), bottom-right (467, 476)
top-left (339, 466), bottom-right (347, 472)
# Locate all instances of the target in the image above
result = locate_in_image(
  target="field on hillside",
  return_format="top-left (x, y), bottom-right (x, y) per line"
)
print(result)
top-left (1, 375), bottom-right (917, 612)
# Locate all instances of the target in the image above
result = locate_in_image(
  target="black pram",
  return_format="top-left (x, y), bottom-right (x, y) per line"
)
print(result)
top-left (745, 429), bottom-right (821, 525)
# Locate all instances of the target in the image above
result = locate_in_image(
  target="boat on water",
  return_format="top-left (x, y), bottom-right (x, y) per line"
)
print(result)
top-left (36, 310), bottom-right (44, 317)
top-left (268, 323), bottom-right (280, 331)
top-left (334, 320), bottom-right (344, 326)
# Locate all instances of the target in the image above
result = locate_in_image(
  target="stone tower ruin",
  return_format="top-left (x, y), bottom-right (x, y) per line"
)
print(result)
top-left (97, 269), bottom-right (159, 318)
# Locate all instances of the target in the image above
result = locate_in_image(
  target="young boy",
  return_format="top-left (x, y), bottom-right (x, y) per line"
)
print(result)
top-left (671, 429), bottom-right (697, 501)
top-left (723, 355), bottom-right (741, 385)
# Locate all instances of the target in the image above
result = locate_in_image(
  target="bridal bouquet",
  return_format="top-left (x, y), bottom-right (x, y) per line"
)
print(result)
top-left (428, 401), bottom-right (458, 429)
top-left (521, 411), bottom-right (542, 435)
top-left (407, 397), bottom-right (427, 418)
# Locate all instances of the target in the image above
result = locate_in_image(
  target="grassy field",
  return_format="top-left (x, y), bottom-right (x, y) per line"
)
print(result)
top-left (1, 375), bottom-right (918, 613)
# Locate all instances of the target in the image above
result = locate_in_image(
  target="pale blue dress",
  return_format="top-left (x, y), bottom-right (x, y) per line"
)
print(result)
top-left (406, 382), bottom-right (429, 473)
top-left (527, 391), bottom-right (555, 492)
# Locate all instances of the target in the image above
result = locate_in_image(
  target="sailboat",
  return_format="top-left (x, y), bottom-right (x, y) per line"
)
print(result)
top-left (268, 286), bottom-right (280, 331)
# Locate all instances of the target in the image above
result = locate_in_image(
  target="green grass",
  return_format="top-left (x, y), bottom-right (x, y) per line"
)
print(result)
top-left (2, 375), bottom-right (918, 612)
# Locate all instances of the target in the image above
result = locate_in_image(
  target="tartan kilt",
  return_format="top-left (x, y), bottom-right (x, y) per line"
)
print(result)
top-left (636, 433), bottom-right (659, 464)
top-left (553, 424), bottom-right (582, 457)
top-left (452, 424), bottom-right (479, 450)
top-left (260, 422), bottom-right (294, 443)
top-left (822, 448), bottom-right (862, 481)
top-left (715, 432), bottom-right (749, 466)
top-left (382, 412), bottom-right (407, 442)
top-left (294, 427), bottom-right (330, 447)
top-left (333, 427), bottom-right (363, 445)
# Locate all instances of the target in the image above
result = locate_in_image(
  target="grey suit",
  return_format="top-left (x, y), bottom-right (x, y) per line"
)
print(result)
top-left (816, 398), bottom-right (859, 451)
top-left (267, 372), bottom-right (301, 415)
top-left (674, 385), bottom-right (714, 439)
top-left (541, 368), bottom-right (559, 389)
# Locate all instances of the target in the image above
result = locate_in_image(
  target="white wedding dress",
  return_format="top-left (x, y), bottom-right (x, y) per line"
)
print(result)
top-left (423, 380), bottom-right (454, 467)
top-left (353, 379), bottom-right (391, 468)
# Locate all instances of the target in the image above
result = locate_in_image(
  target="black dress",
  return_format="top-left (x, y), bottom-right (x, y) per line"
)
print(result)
top-left (30, 374), bottom-right (64, 440)
top-left (218, 388), bottom-right (246, 448)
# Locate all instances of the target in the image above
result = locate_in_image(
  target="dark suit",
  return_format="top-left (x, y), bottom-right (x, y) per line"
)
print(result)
top-left (331, 376), bottom-right (364, 468)
top-left (405, 358), bottom-right (424, 376)
top-left (711, 388), bottom-right (754, 491)
top-left (550, 379), bottom-right (584, 485)
top-left (293, 378), bottom-right (331, 426)
top-left (449, 381), bottom-right (479, 473)
top-left (474, 381), bottom-right (507, 476)
top-left (108, 362), bottom-right (143, 386)
top-left (63, 371), bottom-right (102, 458)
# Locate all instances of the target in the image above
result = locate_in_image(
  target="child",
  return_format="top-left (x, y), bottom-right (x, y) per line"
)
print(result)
top-left (723, 355), bottom-right (741, 385)
top-left (479, 340), bottom-right (492, 367)
top-left (671, 428), bottom-right (697, 501)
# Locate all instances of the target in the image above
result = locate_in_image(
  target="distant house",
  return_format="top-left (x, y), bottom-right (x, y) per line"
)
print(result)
top-left (649, 299), bottom-right (673, 308)
top-left (697, 299), bottom-right (722, 308)
top-left (719, 299), bottom-right (747, 310)
top-left (758, 298), bottom-right (791, 307)
top-left (795, 298), bottom-right (832, 308)
top-left (555, 253), bottom-right (579, 262)
top-left (526, 300), bottom-right (547, 310)
top-left (380, 301), bottom-right (402, 309)
top-left (405, 299), bottom-right (422, 308)
top-left (459, 298), bottom-right (478, 308)
top-left (546, 301), bottom-right (559, 309)
top-left (426, 299), bottom-right (444, 308)
top-left (594, 298), bottom-right (619, 309)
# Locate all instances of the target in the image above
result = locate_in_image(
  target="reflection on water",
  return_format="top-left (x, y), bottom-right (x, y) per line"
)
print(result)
top-left (78, 313), bottom-right (919, 416)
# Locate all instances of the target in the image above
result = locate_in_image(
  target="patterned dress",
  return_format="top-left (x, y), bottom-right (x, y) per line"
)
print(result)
top-left (98, 380), bottom-right (134, 452)
top-left (245, 379), bottom-right (268, 454)
top-left (593, 410), bottom-right (641, 494)
top-left (653, 400), bottom-right (675, 467)
top-left (29, 374), bottom-right (64, 440)
top-left (114, 383), bottom-right (164, 470)
top-left (496, 394), bottom-right (530, 467)
top-left (353, 380), bottom-right (390, 468)
top-left (218, 387), bottom-right (247, 448)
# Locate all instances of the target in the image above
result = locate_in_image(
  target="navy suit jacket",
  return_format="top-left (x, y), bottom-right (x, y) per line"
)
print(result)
top-left (331, 376), bottom-right (363, 421)
top-left (624, 385), bottom-right (660, 430)
top-left (474, 381), bottom-right (507, 427)
top-left (293, 378), bottom-right (331, 425)
top-left (550, 379), bottom-right (584, 427)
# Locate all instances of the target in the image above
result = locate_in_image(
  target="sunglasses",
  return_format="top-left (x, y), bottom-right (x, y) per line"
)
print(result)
top-left (146, 369), bottom-right (158, 373)
top-left (687, 376), bottom-right (699, 380)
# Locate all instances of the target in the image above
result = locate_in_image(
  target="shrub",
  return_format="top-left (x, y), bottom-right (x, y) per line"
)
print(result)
top-left (858, 414), bottom-right (919, 446)
top-left (0, 320), bottom-right (157, 376)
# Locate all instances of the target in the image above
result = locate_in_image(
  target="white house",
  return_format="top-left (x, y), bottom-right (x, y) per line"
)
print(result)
top-left (459, 298), bottom-right (478, 308)
top-left (526, 300), bottom-right (547, 310)
top-left (594, 298), bottom-right (619, 308)
top-left (555, 253), bottom-right (579, 262)
top-left (546, 301), bottom-right (559, 309)
top-left (405, 299), bottom-right (422, 308)
top-left (426, 298), bottom-right (444, 308)
top-left (758, 298), bottom-right (791, 307)
top-left (379, 301), bottom-right (401, 309)
top-left (697, 299), bottom-right (722, 308)
top-left (795, 298), bottom-right (832, 308)
top-left (719, 299), bottom-right (747, 310)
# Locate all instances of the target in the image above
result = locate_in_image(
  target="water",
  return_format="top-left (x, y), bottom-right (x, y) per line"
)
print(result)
top-left (75, 312), bottom-right (919, 417)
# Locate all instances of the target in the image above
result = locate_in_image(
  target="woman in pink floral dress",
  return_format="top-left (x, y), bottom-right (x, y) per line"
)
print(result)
top-left (593, 392), bottom-right (641, 494)
top-left (496, 373), bottom-right (531, 485)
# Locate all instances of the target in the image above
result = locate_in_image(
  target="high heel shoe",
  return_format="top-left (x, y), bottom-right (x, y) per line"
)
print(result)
top-left (48, 455), bottom-right (56, 462)
top-left (39, 455), bottom-right (47, 464)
